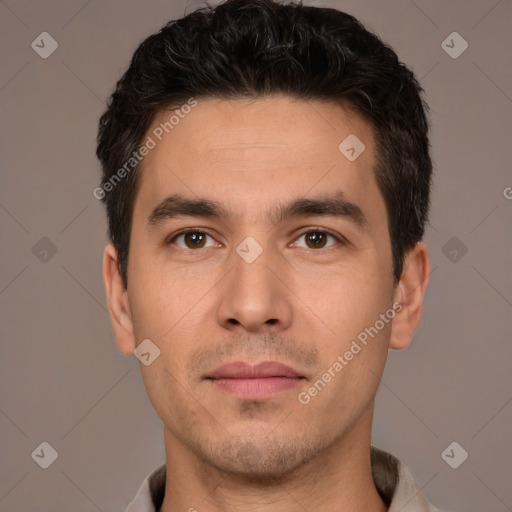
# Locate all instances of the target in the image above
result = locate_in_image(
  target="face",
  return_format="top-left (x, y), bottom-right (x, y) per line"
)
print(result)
top-left (108, 95), bottom-right (411, 478)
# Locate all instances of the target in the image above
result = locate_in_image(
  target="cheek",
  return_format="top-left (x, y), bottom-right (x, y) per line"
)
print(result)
top-left (127, 258), bottom-right (210, 383)
top-left (128, 250), bottom-right (212, 338)
top-left (291, 257), bottom-right (393, 402)
top-left (291, 255), bottom-right (391, 337)
top-left (300, 319), bottom-right (391, 428)
top-left (138, 361), bottom-right (200, 435)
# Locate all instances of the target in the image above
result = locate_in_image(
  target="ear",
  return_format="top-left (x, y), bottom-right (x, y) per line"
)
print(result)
top-left (102, 243), bottom-right (136, 356)
top-left (389, 241), bottom-right (431, 350)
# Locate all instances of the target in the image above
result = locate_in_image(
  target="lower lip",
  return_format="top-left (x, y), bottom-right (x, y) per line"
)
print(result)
top-left (209, 377), bottom-right (302, 400)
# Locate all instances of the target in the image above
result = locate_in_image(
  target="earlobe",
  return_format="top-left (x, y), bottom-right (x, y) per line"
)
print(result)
top-left (389, 241), bottom-right (431, 350)
top-left (102, 243), bottom-right (136, 356)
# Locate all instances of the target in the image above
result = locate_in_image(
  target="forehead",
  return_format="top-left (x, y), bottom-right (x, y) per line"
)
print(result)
top-left (133, 95), bottom-right (384, 228)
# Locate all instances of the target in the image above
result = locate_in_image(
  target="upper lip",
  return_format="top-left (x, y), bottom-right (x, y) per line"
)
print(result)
top-left (207, 361), bottom-right (303, 379)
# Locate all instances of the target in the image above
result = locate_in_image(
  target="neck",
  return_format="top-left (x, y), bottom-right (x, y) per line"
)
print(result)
top-left (160, 408), bottom-right (388, 512)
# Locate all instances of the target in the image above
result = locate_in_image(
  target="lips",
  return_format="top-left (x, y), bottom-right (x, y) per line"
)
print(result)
top-left (206, 361), bottom-right (304, 400)
top-left (207, 361), bottom-right (302, 379)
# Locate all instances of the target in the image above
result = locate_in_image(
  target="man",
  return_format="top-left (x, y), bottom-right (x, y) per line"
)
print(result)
top-left (96, 0), bottom-right (439, 510)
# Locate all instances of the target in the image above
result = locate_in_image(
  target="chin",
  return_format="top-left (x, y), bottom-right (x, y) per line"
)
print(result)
top-left (194, 434), bottom-right (327, 482)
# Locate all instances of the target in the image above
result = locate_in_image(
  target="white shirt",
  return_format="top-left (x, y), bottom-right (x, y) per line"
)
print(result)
top-left (125, 446), bottom-right (442, 512)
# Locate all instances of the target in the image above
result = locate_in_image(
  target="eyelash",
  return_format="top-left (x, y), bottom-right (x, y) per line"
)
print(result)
top-left (166, 227), bottom-right (346, 250)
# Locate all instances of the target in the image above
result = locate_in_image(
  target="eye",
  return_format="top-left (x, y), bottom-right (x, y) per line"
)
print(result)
top-left (168, 229), bottom-right (219, 250)
top-left (292, 229), bottom-right (341, 249)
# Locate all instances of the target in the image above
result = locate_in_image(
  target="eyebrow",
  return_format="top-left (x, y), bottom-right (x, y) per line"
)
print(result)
top-left (147, 192), bottom-right (368, 232)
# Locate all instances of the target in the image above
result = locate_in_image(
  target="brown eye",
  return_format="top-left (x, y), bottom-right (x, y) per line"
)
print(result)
top-left (183, 232), bottom-right (207, 248)
top-left (170, 230), bottom-right (218, 249)
top-left (304, 231), bottom-right (328, 248)
top-left (293, 230), bottom-right (340, 250)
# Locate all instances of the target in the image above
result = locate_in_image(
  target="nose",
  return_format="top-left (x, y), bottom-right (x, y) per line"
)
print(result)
top-left (215, 246), bottom-right (293, 334)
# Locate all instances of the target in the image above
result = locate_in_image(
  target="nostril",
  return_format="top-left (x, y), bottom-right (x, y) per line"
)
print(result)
top-left (266, 318), bottom-right (278, 325)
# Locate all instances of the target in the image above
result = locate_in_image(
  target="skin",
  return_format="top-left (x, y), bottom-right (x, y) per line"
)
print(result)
top-left (103, 95), bottom-right (430, 512)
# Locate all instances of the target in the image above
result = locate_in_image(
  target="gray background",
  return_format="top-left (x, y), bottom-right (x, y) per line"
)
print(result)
top-left (1, 0), bottom-right (511, 511)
